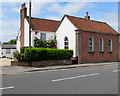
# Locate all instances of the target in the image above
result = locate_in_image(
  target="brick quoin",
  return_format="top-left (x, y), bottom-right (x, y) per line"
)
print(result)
top-left (81, 31), bottom-right (118, 63)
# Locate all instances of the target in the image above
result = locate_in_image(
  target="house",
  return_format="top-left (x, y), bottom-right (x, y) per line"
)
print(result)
top-left (17, 3), bottom-right (120, 63)
top-left (56, 13), bottom-right (120, 63)
top-left (0, 44), bottom-right (17, 58)
top-left (17, 3), bottom-right (60, 51)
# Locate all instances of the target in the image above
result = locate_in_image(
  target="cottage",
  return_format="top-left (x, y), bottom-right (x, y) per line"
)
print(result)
top-left (17, 3), bottom-right (60, 51)
top-left (0, 44), bottom-right (17, 58)
top-left (17, 3), bottom-right (120, 63)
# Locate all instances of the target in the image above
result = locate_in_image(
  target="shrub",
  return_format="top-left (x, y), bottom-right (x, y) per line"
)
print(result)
top-left (2, 56), bottom-right (6, 58)
top-left (13, 51), bottom-right (24, 61)
top-left (24, 48), bottom-right (73, 61)
top-left (20, 46), bottom-right (30, 53)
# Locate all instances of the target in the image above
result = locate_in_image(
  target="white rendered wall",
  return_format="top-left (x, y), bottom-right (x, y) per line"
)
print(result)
top-left (0, 45), bottom-right (2, 57)
top-left (56, 17), bottom-right (77, 57)
top-left (31, 31), bottom-right (55, 46)
top-left (16, 30), bottom-right (21, 52)
top-left (1, 49), bottom-right (17, 58)
top-left (24, 19), bottom-right (30, 47)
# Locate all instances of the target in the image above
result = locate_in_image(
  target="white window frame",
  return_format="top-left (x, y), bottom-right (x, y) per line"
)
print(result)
top-left (108, 38), bottom-right (112, 52)
top-left (99, 38), bottom-right (104, 52)
top-left (64, 36), bottom-right (69, 49)
top-left (40, 33), bottom-right (46, 41)
top-left (6, 49), bottom-right (10, 54)
top-left (88, 37), bottom-right (94, 52)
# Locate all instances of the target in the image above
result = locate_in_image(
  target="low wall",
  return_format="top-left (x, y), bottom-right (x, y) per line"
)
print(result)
top-left (11, 59), bottom-right (71, 67)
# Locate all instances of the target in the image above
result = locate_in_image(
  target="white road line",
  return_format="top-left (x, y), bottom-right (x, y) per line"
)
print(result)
top-left (0, 86), bottom-right (14, 90)
top-left (113, 70), bottom-right (120, 72)
top-left (52, 73), bottom-right (99, 82)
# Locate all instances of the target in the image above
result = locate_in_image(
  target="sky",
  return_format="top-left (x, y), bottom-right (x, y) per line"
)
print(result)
top-left (0, 0), bottom-right (119, 43)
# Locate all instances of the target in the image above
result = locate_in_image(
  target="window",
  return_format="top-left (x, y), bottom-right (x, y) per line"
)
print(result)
top-left (64, 36), bottom-right (69, 49)
top-left (40, 33), bottom-right (46, 41)
top-left (6, 49), bottom-right (10, 54)
top-left (88, 37), bottom-right (94, 52)
top-left (99, 38), bottom-right (104, 52)
top-left (108, 38), bottom-right (112, 52)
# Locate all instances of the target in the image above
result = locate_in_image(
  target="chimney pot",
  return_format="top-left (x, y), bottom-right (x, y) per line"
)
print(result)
top-left (21, 3), bottom-right (26, 8)
top-left (85, 12), bottom-right (90, 20)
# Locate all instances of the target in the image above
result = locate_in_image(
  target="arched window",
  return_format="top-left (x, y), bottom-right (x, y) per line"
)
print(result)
top-left (108, 38), bottom-right (112, 52)
top-left (99, 38), bottom-right (104, 52)
top-left (88, 37), bottom-right (94, 52)
top-left (64, 36), bottom-right (69, 49)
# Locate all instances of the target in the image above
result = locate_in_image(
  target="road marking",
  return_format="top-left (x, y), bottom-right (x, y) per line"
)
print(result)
top-left (52, 73), bottom-right (99, 82)
top-left (0, 86), bottom-right (14, 90)
top-left (113, 70), bottom-right (120, 72)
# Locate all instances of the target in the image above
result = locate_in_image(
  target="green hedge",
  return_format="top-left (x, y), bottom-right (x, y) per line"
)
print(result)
top-left (20, 48), bottom-right (73, 61)
top-left (14, 48), bottom-right (73, 61)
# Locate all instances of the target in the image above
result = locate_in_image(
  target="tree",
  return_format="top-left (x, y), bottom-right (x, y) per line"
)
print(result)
top-left (9, 39), bottom-right (17, 44)
top-left (3, 39), bottom-right (17, 44)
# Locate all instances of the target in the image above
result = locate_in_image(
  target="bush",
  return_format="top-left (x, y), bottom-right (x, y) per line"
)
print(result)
top-left (24, 48), bottom-right (73, 61)
top-left (20, 46), bottom-right (30, 53)
top-left (2, 56), bottom-right (6, 58)
top-left (13, 51), bottom-right (24, 61)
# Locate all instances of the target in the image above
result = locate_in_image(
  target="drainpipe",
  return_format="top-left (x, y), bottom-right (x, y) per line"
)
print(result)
top-left (75, 29), bottom-right (82, 64)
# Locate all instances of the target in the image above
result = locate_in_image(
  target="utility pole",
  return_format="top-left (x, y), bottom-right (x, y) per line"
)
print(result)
top-left (29, 0), bottom-right (31, 47)
top-left (29, 0), bottom-right (32, 67)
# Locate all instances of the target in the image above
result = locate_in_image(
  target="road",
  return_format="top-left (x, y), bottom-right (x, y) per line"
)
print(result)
top-left (2, 62), bottom-right (119, 94)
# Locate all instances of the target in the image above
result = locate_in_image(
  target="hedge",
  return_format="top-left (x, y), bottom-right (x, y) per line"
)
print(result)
top-left (14, 47), bottom-right (73, 61)
top-left (24, 48), bottom-right (73, 61)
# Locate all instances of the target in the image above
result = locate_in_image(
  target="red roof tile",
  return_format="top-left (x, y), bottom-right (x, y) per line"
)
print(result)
top-left (26, 17), bottom-right (60, 32)
top-left (65, 15), bottom-right (118, 34)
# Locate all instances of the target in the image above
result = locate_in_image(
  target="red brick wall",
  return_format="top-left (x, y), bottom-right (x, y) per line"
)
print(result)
top-left (81, 31), bottom-right (119, 63)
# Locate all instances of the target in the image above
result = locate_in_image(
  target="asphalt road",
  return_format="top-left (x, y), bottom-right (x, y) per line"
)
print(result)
top-left (2, 62), bottom-right (119, 94)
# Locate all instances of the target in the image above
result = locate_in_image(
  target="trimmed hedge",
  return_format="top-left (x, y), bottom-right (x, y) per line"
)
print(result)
top-left (24, 48), bottom-right (73, 61)
top-left (14, 47), bottom-right (73, 61)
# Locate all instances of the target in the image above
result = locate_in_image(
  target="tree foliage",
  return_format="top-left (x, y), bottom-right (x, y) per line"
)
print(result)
top-left (3, 39), bottom-right (16, 44)
top-left (34, 34), bottom-right (57, 48)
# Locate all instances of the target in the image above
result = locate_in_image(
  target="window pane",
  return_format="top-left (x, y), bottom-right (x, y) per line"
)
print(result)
top-left (41, 33), bottom-right (46, 41)
top-left (6, 49), bottom-right (10, 54)
top-left (64, 37), bottom-right (69, 49)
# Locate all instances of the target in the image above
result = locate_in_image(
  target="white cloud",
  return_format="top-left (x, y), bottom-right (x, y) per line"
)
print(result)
top-left (26, 2), bottom-right (49, 16)
top-left (48, 2), bottom-right (87, 15)
top-left (100, 12), bottom-right (118, 31)
top-left (1, 19), bottom-right (19, 42)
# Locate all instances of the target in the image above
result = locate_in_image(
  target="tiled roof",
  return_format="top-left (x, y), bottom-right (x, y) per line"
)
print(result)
top-left (26, 17), bottom-right (60, 32)
top-left (65, 15), bottom-right (118, 34)
top-left (1, 44), bottom-right (16, 49)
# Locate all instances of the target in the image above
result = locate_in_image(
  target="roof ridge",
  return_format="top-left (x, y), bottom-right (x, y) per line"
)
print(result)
top-left (65, 14), bottom-right (106, 24)
top-left (26, 16), bottom-right (60, 22)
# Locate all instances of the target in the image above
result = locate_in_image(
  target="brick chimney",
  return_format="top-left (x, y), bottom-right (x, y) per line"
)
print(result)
top-left (85, 12), bottom-right (90, 20)
top-left (20, 3), bottom-right (27, 47)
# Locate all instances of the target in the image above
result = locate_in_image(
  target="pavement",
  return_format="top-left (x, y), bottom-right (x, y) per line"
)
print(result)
top-left (1, 59), bottom-right (119, 75)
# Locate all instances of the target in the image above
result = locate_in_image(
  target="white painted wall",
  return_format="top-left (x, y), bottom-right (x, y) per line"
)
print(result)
top-left (24, 19), bottom-right (30, 47)
top-left (16, 30), bottom-right (21, 52)
top-left (0, 49), bottom-right (17, 58)
top-left (56, 16), bottom-right (77, 57)
top-left (0, 45), bottom-right (2, 57)
top-left (31, 31), bottom-right (55, 46)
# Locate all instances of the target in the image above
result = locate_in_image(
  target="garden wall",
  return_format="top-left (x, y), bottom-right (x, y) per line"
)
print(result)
top-left (11, 59), bottom-right (71, 67)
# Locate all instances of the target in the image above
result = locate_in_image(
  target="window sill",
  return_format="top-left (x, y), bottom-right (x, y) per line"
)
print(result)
top-left (99, 51), bottom-right (104, 53)
top-left (88, 51), bottom-right (94, 53)
top-left (108, 51), bottom-right (112, 53)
